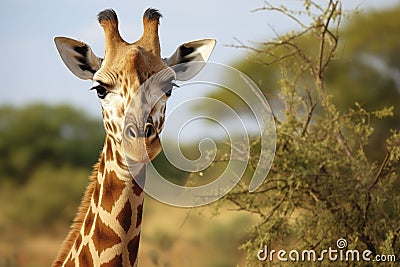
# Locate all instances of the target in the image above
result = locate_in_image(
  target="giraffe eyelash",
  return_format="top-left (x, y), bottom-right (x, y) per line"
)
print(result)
top-left (90, 85), bottom-right (110, 99)
top-left (165, 82), bottom-right (179, 97)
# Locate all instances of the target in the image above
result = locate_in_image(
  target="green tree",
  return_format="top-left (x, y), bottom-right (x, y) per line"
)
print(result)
top-left (209, 3), bottom-right (400, 161)
top-left (326, 6), bottom-right (400, 160)
top-left (0, 104), bottom-right (104, 184)
top-left (211, 1), bottom-right (400, 266)
top-left (0, 104), bottom-right (104, 232)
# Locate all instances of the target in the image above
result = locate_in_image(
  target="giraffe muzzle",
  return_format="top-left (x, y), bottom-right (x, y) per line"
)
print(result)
top-left (123, 124), bottom-right (162, 163)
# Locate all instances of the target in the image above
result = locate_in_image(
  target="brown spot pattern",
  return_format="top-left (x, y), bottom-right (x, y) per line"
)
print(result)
top-left (132, 166), bottom-right (145, 196)
top-left (132, 182), bottom-right (143, 197)
top-left (101, 170), bottom-right (125, 213)
top-left (102, 108), bottom-right (109, 120)
top-left (84, 208), bottom-right (95, 236)
top-left (79, 244), bottom-right (94, 267)
top-left (116, 151), bottom-right (128, 171)
top-left (111, 121), bottom-right (118, 134)
top-left (75, 234), bottom-right (82, 251)
top-left (92, 217), bottom-right (121, 254)
top-left (116, 199), bottom-right (132, 233)
top-left (64, 254), bottom-right (74, 267)
top-left (93, 182), bottom-right (101, 208)
top-left (100, 254), bottom-right (123, 267)
top-left (105, 138), bottom-right (114, 162)
top-left (98, 156), bottom-right (105, 176)
top-left (117, 106), bottom-right (124, 118)
top-left (128, 235), bottom-right (140, 266)
top-left (136, 204), bottom-right (143, 228)
top-left (104, 121), bottom-right (111, 132)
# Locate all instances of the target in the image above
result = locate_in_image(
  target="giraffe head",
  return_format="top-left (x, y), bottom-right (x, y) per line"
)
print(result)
top-left (54, 8), bottom-right (215, 163)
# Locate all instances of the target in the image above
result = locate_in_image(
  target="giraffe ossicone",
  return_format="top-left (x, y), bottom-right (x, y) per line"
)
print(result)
top-left (53, 8), bottom-right (215, 267)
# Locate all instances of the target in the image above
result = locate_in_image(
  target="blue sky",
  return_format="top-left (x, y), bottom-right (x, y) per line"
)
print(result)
top-left (1, 0), bottom-right (398, 117)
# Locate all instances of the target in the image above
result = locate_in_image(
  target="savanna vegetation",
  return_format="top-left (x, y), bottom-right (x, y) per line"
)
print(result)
top-left (0, 1), bottom-right (399, 266)
top-left (0, 104), bottom-right (250, 266)
top-left (0, 105), bottom-right (102, 266)
top-left (210, 1), bottom-right (400, 266)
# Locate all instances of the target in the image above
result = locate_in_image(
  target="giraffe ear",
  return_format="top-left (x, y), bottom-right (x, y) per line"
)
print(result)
top-left (54, 37), bottom-right (102, 80)
top-left (164, 39), bottom-right (216, 81)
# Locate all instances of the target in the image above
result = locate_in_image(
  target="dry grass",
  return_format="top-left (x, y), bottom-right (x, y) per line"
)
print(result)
top-left (0, 196), bottom-right (255, 267)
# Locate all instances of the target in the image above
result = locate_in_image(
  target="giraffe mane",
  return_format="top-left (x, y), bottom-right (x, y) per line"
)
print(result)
top-left (52, 156), bottom-right (102, 267)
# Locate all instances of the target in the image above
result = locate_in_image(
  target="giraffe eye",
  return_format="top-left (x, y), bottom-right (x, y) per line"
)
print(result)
top-left (164, 82), bottom-right (179, 97)
top-left (91, 85), bottom-right (109, 99)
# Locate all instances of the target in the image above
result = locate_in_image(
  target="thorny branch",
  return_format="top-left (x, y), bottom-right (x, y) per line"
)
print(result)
top-left (254, 0), bottom-right (351, 158)
top-left (366, 151), bottom-right (390, 191)
top-left (253, 2), bottom-right (308, 30)
top-left (219, 1), bottom-right (399, 263)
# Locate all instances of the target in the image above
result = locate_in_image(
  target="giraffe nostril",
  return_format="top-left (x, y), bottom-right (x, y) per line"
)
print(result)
top-left (145, 123), bottom-right (155, 138)
top-left (125, 126), bottom-right (136, 139)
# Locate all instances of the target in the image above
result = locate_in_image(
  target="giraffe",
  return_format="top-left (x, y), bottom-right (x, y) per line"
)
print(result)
top-left (52, 8), bottom-right (215, 267)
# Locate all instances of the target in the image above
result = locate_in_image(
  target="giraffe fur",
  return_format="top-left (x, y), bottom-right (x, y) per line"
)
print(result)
top-left (53, 8), bottom-right (215, 267)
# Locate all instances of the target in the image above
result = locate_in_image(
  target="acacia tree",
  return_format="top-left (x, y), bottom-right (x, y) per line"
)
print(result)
top-left (222, 1), bottom-right (400, 265)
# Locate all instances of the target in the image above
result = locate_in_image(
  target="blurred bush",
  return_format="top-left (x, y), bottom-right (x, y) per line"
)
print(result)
top-left (0, 104), bottom-right (103, 265)
top-left (0, 104), bottom-right (104, 231)
top-left (0, 104), bottom-right (104, 185)
top-left (2, 164), bottom-right (89, 232)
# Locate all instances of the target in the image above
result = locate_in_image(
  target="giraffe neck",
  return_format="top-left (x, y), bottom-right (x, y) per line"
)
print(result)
top-left (53, 135), bottom-right (146, 267)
